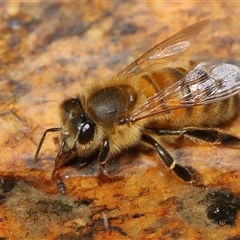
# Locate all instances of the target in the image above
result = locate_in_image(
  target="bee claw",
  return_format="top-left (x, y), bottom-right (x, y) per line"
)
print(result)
top-left (56, 179), bottom-right (66, 194)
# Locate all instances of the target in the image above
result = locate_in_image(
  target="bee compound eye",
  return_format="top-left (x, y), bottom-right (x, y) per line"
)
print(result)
top-left (78, 121), bottom-right (95, 144)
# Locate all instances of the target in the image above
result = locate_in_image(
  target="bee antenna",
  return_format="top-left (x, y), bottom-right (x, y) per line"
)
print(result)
top-left (34, 127), bottom-right (61, 162)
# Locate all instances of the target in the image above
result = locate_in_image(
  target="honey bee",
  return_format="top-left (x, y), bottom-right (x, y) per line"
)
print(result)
top-left (35, 19), bottom-right (240, 190)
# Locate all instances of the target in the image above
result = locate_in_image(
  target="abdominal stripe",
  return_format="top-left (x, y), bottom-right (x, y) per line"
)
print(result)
top-left (142, 74), bottom-right (160, 93)
top-left (142, 74), bottom-right (170, 113)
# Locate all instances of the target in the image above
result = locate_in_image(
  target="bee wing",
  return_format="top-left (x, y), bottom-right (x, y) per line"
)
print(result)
top-left (128, 62), bottom-right (240, 122)
top-left (117, 19), bottom-right (210, 77)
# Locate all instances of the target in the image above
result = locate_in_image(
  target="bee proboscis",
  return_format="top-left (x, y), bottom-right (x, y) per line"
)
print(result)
top-left (35, 19), bottom-right (240, 191)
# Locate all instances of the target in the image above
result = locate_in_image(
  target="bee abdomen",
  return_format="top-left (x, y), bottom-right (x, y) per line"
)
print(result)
top-left (194, 94), bottom-right (239, 127)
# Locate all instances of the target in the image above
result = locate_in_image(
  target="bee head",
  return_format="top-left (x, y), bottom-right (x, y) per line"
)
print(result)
top-left (60, 98), bottom-right (96, 146)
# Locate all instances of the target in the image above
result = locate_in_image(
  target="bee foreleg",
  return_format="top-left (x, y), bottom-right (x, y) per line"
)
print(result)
top-left (50, 136), bottom-right (72, 194)
top-left (51, 136), bottom-right (70, 181)
top-left (141, 134), bottom-right (192, 182)
top-left (98, 140), bottom-right (110, 165)
top-left (98, 140), bottom-right (111, 176)
top-left (98, 140), bottom-right (113, 181)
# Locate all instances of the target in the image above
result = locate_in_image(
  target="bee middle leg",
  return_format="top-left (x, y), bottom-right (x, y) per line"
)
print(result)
top-left (141, 134), bottom-right (192, 182)
top-left (142, 127), bottom-right (240, 185)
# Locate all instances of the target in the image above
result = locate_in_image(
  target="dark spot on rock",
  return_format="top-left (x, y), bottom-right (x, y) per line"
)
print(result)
top-left (132, 213), bottom-right (145, 218)
top-left (121, 23), bottom-right (139, 35)
top-left (204, 189), bottom-right (240, 226)
top-left (44, 3), bottom-right (61, 16)
top-left (0, 176), bottom-right (16, 193)
top-left (110, 226), bottom-right (127, 236)
top-left (54, 232), bottom-right (93, 240)
top-left (0, 194), bottom-right (7, 206)
top-left (36, 200), bottom-right (72, 215)
top-left (74, 198), bottom-right (94, 206)
top-left (227, 235), bottom-right (240, 240)
top-left (7, 35), bottom-right (21, 49)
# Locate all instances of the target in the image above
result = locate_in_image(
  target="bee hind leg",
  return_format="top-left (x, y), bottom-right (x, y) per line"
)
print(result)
top-left (151, 127), bottom-right (240, 147)
top-left (181, 127), bottom-right (240, 147)
top-left (141, 134), bottom-right (192, 183)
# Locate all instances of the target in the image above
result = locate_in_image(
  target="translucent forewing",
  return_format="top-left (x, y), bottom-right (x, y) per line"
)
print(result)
top-left (117, 19), bottom-right (210, 77)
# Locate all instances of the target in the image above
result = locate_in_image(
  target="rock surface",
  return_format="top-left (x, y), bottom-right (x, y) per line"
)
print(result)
top-left (0, 2), bottom-right (240, 239)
